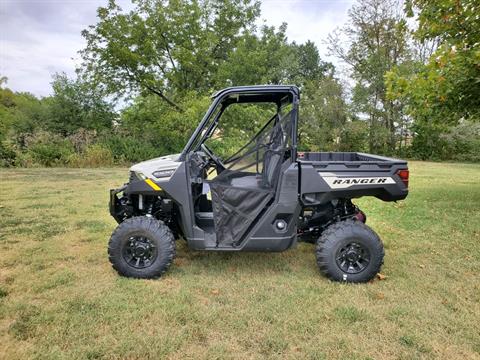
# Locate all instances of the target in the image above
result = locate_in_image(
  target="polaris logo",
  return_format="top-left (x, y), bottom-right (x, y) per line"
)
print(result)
top-left (319, 172), bottom-right (396, 189)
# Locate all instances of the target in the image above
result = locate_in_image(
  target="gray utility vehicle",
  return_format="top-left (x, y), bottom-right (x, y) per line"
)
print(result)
top-left (108, 85), bottom-right (409, 283)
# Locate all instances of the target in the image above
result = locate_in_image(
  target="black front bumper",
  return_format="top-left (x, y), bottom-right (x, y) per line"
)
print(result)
top-left (109, 184), bottom-right (127, 223)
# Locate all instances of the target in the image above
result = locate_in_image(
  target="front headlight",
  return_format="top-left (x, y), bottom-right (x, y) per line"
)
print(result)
top-left (129, 171), bottom-right (147, 182)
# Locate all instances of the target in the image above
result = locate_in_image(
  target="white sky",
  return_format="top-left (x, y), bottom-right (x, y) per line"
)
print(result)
top-left (0, 0), bottom-right (353, 97)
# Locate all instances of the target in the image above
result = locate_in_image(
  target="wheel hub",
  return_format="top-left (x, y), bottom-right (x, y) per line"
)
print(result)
top-left (345, 249), bottom-right (360, 262)
top-left (134, 245), bottom-right (147, 257)
top-left (336, 241), bottom-right (371, 274)
top-left (122, 236), bottom-right (157, 269)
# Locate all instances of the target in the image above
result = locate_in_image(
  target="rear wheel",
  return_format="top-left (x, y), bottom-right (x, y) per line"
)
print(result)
top-left (316, 220), bottom-right (384, 283)
top-left (108, 216), bottom-right (175, 279)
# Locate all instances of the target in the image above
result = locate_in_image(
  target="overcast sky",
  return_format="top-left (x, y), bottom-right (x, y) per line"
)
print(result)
top-left (0, 0), bottom-right (353, 97)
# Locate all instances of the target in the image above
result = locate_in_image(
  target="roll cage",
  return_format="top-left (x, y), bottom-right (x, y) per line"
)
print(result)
top-left (179, 85), bottom-right (300, 162)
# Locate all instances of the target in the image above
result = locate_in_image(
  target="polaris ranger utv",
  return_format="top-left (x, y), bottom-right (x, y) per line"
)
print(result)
top-left (108, 85), bottom-right (409, 283)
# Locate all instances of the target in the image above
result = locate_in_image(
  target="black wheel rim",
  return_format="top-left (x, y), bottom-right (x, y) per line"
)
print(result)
top-left (122, 235), bottom-right (157, 269)
top-left (335, 241), bottom-right (371, 274)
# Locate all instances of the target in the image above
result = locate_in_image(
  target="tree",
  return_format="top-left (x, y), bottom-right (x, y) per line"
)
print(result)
top-left (119, 92), bottom-right (210, 155)
top-left (294, 41), bottom-right (335, 83)
top-left (79, 0), bottom-right (335, 110)
top-left (214, 25), bottom-right (335, 88)
top-left (46, 73), bottom-right (115, 135)
top-left (386, 0), bottom-right (480, 159)
top-left (328, 0), bottom-right (412, 153)
top-left (79, 0), bottom-right (260, 110)
top-left (213, 24), bottom-right (291, 87)
top-left (299, 77), bottom-right (348, 151)
top-left (0, 82), bottom-right (52, 165)
top-left (0, 87), bottom-right (47, 139)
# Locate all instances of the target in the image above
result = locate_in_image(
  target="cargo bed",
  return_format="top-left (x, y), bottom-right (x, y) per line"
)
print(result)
top-left (297, 152), bottom-right (408, 204)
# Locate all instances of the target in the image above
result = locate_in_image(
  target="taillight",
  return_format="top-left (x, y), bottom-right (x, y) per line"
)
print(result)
top-left (397, 169), bottom-right (409, 188)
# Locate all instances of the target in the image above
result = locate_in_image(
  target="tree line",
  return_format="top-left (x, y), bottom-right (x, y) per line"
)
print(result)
top-left (1, 0), bottom-right (479, 167)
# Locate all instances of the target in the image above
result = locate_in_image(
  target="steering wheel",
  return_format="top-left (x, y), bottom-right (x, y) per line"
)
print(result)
top-left (200, 143), bottom-right (226, 169)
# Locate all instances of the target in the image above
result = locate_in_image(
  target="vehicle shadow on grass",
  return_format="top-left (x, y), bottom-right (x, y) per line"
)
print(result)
top-left (171, 240), bottom-right (317, 277)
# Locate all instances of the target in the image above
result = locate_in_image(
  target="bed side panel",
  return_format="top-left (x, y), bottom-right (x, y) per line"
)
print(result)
top-left (299, 156), bottom-right (408, 204)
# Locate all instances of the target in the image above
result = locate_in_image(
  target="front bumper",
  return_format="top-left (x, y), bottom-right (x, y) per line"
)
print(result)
top-left (109, 184), bottom-right (128, 223)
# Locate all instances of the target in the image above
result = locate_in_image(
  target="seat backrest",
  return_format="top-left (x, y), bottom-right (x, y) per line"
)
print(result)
top-left (262, 110), bottom-right (294, 188)
top-left (262, 120), bottom-right (285, 188)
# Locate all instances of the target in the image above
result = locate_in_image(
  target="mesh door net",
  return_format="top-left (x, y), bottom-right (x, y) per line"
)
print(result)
top-left (209, 110), bottom-right (293, 246)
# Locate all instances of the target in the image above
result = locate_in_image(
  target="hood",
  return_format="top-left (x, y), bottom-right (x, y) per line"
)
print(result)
top-left (130, 153), bottom-right (181, 179)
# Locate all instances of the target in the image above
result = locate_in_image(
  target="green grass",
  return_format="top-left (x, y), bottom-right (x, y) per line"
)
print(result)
top-left (0, 162), bottom-right (479, 359)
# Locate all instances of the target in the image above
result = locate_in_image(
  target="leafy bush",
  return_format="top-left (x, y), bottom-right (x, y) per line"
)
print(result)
top-left (68, 128), bottom-right (98, 153)
top-left (100, 135), bottom-right (160, 164)
top-left (0, 141), bottom-right (16, 167)
top-left (408, 120), bottom-right (480, 162)
top-left (68, 144), bottom-right (114, 167)
top-left (23, 131), bottom-right (75, 166)
top-left (441, 120), bottom-right (480, 162)
top-left (339, 121), bottom-right (369, 152)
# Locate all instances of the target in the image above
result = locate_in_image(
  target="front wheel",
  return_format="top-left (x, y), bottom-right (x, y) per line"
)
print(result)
top-left (108, 216), bottom-right (176, 279)
top-left (316, 220), bottom-right (384, 283)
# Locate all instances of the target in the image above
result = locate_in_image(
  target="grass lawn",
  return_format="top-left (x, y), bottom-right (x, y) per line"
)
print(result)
top-left (0, 161), bottom-right (479, 359)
